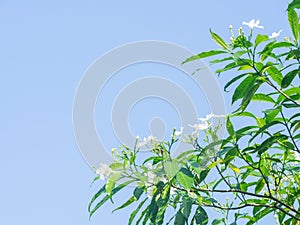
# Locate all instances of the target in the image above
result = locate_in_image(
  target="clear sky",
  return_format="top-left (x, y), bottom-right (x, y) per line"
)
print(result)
top-left (0, 0), bottom-right (291, 224)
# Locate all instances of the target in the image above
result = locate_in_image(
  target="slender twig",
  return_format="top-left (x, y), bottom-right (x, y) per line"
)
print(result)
top-left (280, 110), bottom-right (300, 153)
top-left (265, 78), bottom-right (300, 107)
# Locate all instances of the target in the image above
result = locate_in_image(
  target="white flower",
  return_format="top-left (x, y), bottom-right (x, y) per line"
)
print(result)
top-left (190, 122), bottom-right (210, 131)
top-left (242, 19), bottom-right (264, 29)
top-left (146, 162), bottom-right (153, 170)
top-left (203, 113), bottom-right (226, 121)
top-left (269, 30), bottom-right (283, 39)
top-left (174, 127), bottom-right (184, 136)
top-left (95, 163), bottom-right (114, 180)
top-left (137, 135), bottom-right (156, 148)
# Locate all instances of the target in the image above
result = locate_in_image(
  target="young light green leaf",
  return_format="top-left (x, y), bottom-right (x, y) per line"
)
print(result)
top-left (164, 160), bottom-right (180, 179)
top-left (106, 171), bottom-right (121, 196)
top-left (176, 168), bottom-right (194, 189)
top-left (210, 29), bottom-right (230, 50)
top-left (255, 34), bottom-right (269, 46)
top-left (109, 162), bottom-right (123, 170)
top-left (288, 8), bottom-right (299, 41)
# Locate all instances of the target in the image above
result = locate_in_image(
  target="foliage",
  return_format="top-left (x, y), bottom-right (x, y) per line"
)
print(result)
top-left (89, 1), bottom-right (300, 224)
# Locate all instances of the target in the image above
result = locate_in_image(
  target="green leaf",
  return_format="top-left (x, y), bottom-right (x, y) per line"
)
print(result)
top-left (143, 156), bottom-right (163, 165)
top-left (216, 61), bottom-right (247, 74)
top-left (266, 66), bottom-right (283, 86)
top-left (182, 197), bottom-right (192, 221)
top-left (255, 178), bottom-right (265, 194)
top-left (238, 82), bottom-right (262, 112)
top-left (263, 109), bottom-right (280, 124)
top-left (136, 205), bottom-right (149, 225)
top-left (257, 135), bottom-right (279, 155)
top-left (199, 170), bottom-right (210, 183)
top-left (90, 175), bottom-right (100, 187)
top-left (177, 168), bottom-right (194, 189)
top-left (288, 0), bottom-right (300, 10)
top-left (164, 160), bottom-right (180, 179)
top-left (253, 205), bottom-right (263, 216)
top-left (182, 50), bottom-right (228, 64)
top-left (112, 196), bottom-right (136, 212)
top-left (233, 35), bottom-right (253, 49)
top-left (210, 57), bottom-right (233, 65)
top-left (277, 87), bottom-right (300, 103)
top-left (255, 34), bottom-right (269, 46)
top-left (229, 163), bottom-right (240, 174)
top-left (128, 198), bottom-right (148, 225)
top-left (148, 197), bottom-right (158, 223)
top-left (252, 208), bottom-right (272, 222)
top-left (232, 75), bottom-right (256, 104)
top-left (293, 120), bottom-right (300, 132)
top-left (252, 93), bottom-right (275, 103)
top-left (281, 69), bottom-right (299, 88)
top-left (224, 73), bottom-right (248, 92)
top-left (249, 120), bottom-right (282, 143)
top-left (240, 182), bottom-right (248, 192)
top-left (210, 29), bottom-right (230, 50)
top-left (88, 184), bottom-right (106, 212)
top-left (272, 42), bottom-right (294, 48)
top-left (134, 186), bottom-right (145, 200)
top-left (288, 8), bottom-right (299, 41)
top-left (231, 111), bottom-right (259, 125)
top-left (226, 117), bottom-right (235, 138)
top-left (174, 211), bottom-right (185, 225)
top-left (194, 206), bottom-right (209, 225)
top-left (89, 180), bottom-right (134, 218)
top-left (212, 218), bottom-right (224, 225)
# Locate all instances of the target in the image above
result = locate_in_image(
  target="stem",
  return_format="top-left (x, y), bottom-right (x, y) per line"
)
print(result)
top-left (280, 110), bottom-right (300, 153)
top-left (265, 78), bottom-right (300, 107)
top-left (192, 187), bottom-right (300, 217)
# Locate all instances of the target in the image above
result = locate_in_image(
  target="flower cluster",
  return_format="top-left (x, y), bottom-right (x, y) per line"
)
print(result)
top-left (188, 113), bottom-right (225, 141)
top-left (136, 135), bottom-right (160, 149)
top-left (229, 19), bottom-right (283, 41)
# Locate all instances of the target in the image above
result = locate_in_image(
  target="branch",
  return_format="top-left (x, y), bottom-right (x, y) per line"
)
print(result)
top-left (192, 187), bottom-right (300, 217)
top-left (265, 78), bottom-right (300, 107)
top-left (280, 110), bottom-right (300, 153)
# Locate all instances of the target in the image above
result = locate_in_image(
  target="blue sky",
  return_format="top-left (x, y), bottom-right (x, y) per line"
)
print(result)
top-left (0, 0), bottom-right (290, 224)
